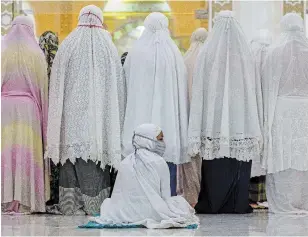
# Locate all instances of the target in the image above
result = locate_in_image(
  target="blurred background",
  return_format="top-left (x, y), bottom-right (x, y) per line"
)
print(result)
top-left (1, 0), bottom-right (308, 55)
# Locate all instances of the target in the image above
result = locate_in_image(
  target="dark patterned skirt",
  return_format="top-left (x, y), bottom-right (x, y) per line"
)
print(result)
top-left (46, 162), bottom-right (60, 206)
top-left (249, 176), bottom-right (267, 203)
top-left (195, 157), bottom-right (253, 214)
top-left (58, 159), bottom-right (111, 215)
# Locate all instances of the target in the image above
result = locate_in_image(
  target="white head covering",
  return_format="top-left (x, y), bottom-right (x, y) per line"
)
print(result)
top-left (188, 10), bottom-right (262, 162)
top-left (184, 28), bottom-right (208, 102)
top-left (262, 13), bottom-right (308, 173)
top-left (132, 124), bottom-right (162, 151)
top-left (122, 12), bottom-right (189, 164)
top-left (46, 5), bottom-right (126, 169)
top-left (92, 123), bottom-right (199, 228)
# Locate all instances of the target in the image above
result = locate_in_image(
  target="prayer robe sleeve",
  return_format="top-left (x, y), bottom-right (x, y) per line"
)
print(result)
top-left (158, 160), bottom-right (171, 200)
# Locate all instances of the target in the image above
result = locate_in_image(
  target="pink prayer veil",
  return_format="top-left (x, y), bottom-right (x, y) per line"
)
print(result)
top-left (3, 16), bottom-right (37, 47)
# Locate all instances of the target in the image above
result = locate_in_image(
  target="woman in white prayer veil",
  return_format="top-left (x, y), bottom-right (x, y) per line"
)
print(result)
top-left (123, 12), bottom-right (189, 196)
top-left (177, 28), bottom-right (208, 207)
top-left (262, 13), bottom-right (308, 214)
top-left (45, 5), bottom-right (126, 215)
top-left (92, 124), bottom-right (199, 229)
top-left (188, 11), bottom-right (262, 214)
top-left (249, 29), bottom-right (272, 207)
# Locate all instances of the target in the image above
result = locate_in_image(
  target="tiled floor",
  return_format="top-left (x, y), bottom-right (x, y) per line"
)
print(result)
top-left (2, 211), bottom-right (308, 236)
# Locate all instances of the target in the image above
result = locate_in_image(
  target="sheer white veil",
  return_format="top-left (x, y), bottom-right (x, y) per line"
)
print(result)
top-left (123, 12), bottom-right (189, 164)
top-left (46, 5), bottom-right (126, 169)
top-left (262, 13), bottom-right (308, 171)
top-left (188, 10), bottom-right (262, 162)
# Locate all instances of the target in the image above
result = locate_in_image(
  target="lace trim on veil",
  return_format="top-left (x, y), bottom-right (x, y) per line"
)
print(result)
top-left (188, 136), bottom-right (261, 162)
top-left (45, 142), bottom-right (122, 170)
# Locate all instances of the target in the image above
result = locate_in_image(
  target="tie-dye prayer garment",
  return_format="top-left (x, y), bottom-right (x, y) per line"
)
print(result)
top-left (1, 16), bottom-right (49, 213)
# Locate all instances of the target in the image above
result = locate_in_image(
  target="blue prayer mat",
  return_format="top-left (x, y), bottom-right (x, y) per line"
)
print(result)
top-left (78, 221), bottom-right (198, 229)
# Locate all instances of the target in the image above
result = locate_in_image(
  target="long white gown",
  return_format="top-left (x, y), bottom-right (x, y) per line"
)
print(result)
top-left (262, 13), bottom-right (308, 214)
top-left (122, 12), bottom-right (189, 165)
top-left (188, 10), bottom-right (262, 162)
top-left (92, 124), bottom-right (199, 229)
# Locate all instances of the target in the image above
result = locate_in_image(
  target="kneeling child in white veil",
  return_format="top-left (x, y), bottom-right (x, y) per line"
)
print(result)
top-left (92, 124), bottom-right (199, 229)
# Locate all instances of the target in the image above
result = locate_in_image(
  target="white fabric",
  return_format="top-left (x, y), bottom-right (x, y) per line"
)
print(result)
top-left (267, 214), bottom-right (308, 235)
top-left (232, 1), bottom-right (283, 42)
top-left (250, 29), bottom-right (272, 177)
top-left (184, 28), bottom-right (208, 102)
top-left (266, 169), bottom-right (308, 214)
top-left (188, 11), bottom-right (262, 162)
top-left (262, 13), bottom-right (308, 174)
top-left (251, 29), bottom-right (272, 47)
top-left (122, 12), bottom-right (189, 164)
top-left (45, 5), bottom-right (126, 169)
top-left (92, 124), bottom-right (199, 229)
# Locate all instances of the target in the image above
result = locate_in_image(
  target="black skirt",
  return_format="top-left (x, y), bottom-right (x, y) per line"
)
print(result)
top-left (195, 157), bottom-right (253, 214)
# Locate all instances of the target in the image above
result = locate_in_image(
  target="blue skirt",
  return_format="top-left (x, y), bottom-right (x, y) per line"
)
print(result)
top-left (167, 162), bottom-right (177, 196)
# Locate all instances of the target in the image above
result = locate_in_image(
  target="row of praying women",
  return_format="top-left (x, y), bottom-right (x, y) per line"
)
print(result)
top-left (1, 5), bottom-right (307, 221)
top-left (186, 11), bottom-right (308, 214)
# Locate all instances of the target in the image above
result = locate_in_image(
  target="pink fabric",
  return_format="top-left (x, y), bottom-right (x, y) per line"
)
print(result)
top-left (2, 17), bottom-right (48, 146)
top-left (3, 16), bottom-right (37, 46)
top-left (5, 201), bottom-right (20, 213)
top-left (2, 145), bottom-right (45, 212)
top-left (2, 91), bottom-right (41, 116)
top-left (1, 16), bottom-right (49, 213)
top-left (2, 145), bottom-right (45, 193)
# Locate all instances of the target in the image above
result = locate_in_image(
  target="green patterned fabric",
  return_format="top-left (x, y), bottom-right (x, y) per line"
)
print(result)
top-left (39, 31), bottom-right (59, 205)
top-left (39, 31), bottom-right (59, 84)
top-left (249, 176), bottom-right (267, 203)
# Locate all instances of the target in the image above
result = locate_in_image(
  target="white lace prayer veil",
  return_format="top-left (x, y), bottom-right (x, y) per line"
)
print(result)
top-left (184, 28), bottom-right (208, 102)
top-left (262, 13), bottom-right (308, 171)
top-left (188, 10), bottom-right (262, 162)
top-left (123, 12), bottom-right (189, 164)
top-left (46, 5), bottom-right (126, 169)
